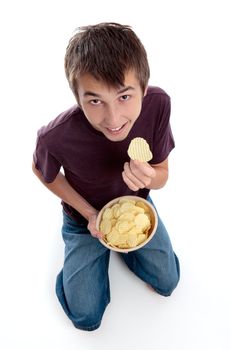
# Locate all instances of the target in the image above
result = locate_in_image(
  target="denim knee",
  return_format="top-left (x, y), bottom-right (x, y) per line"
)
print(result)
top-left (72, 321), bottom-right (101, 331)
top-left (153, 254), bottom-right (180, 296)
top-left (71, 308), bottom-right (103, 331)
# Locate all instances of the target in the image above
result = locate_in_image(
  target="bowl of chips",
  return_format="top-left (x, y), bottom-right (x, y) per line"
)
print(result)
top-left (96, 195), bottom-right (158, 253)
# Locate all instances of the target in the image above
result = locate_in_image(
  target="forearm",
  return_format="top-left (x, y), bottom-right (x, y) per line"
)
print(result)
top-left (32, 163), bottom-right (97, 220)
top-left (146, 165), bottom-right (168, 190)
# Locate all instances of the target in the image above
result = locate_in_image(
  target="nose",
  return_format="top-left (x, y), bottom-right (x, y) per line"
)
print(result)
top-left (104, 105), bottom-right (120, 126)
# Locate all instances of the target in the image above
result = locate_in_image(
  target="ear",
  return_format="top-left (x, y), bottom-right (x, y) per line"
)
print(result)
top-left (75, 94), bottom-right (82, 109)
top-left (143, 85), bottom-right (148, 97)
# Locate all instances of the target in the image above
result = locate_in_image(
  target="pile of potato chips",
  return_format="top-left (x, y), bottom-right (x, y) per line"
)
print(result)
top-left (99, 198), bottom-right (153, 249)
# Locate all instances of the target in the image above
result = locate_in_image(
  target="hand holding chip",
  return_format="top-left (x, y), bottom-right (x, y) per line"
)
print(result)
top-left (122, 159), bottom-right (156, 191)
top-left (123, 137), bottom-right (155, 191)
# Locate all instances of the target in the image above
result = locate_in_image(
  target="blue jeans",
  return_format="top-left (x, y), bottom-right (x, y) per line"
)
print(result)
top-left (56, 197), bottom-right (180, 331)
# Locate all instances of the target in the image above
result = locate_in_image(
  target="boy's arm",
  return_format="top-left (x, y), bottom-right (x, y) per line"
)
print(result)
top-left (122, 158), bottom-right (169, 191)
top-left (32, 162), bottom-right (102, 238)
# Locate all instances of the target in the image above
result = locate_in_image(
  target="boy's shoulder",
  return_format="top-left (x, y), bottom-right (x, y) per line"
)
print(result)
top-left (142, 86), bottom-right (170, 111)
top-left (146, 86), bottom-right (170, 99)
top-left (37, 105), bottom-right (81, 139)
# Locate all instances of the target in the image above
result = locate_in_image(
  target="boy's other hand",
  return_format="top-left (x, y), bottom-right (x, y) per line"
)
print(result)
top-left (87, 213), bottom-right (103, 239)
top-left (122, 159), bottom-right (156, 191)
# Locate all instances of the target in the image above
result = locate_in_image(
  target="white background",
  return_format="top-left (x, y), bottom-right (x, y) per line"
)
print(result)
top-left (0, 0), bottom-right (231, 349)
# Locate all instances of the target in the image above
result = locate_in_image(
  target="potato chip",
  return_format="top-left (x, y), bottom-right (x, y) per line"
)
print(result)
top-left (134, 213), bottom-right (150, 231)
top-left (128, 137), bottom-right (153, 162)
top-left (110, 218), bottom-right (117, 227)
top-left (118, 212), bottom-right (135, 222)
top-left (102, 207), bottom-right (113, 220)
top-left (117, 234), bottom-right (129, 246)
top-left (116, 220), bottom-right (134, 234)
top-left (100, 218), bottom-right (111, 235)
top-left (107, 229), bottom-right (120, 245)
top-left (127, 227), bottom-right (139, 235)
top-left (112, 204), bottom-right (121, 218)
top-left (118, 198), bottom-right (136, 205)
top-left (127, 233), bottom-right (138, 247)
top-left (136, 201), bottom-right (150, 212)
top-left (119, 202), bottom-right (135, 213)
top-left (129, 206), bottom-right (145, 215)
top-left (137, 233), bottom-right (147, 245)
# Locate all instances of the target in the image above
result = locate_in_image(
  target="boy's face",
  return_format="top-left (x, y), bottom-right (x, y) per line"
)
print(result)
top-left (77, 70), bottom-right (147, 142)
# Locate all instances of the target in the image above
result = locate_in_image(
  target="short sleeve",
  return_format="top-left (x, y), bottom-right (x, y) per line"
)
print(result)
top-left (152, 94), bottom-right (175, 164)
top-left (33, 133), bottom-right (61, 183)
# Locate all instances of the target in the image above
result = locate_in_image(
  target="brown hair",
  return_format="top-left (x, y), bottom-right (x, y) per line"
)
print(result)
top-left (65, 22), bottom-right (150, 99)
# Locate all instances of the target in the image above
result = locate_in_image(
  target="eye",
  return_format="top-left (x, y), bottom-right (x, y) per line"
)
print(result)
top-left (120, 95), bottom-right (130, 101)
top-left (90, 99), bottom-right (101, 105)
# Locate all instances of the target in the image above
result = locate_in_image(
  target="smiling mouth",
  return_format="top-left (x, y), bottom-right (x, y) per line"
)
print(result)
top-left (106, 122), bottom-right (127, 134)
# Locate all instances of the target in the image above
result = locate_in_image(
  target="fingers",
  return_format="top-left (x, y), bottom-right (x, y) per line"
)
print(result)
top-left (131, 160), bottom-right (156, 177)
top-left (88, 225), bottom-right (103, 239)
top-left (87, 214), bottom-right (103, 239)
top-left (122, 170), bottom-right (140, 191)
top-left (91, 230), bottom-right (103, 239)
top-left (122, 160), bottom-right (156, 191)
top-left (122, 162), bottom-right (145, 191)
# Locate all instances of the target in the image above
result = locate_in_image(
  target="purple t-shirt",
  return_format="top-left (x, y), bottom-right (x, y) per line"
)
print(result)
top-left (33, 86), bottom-right (175, 223)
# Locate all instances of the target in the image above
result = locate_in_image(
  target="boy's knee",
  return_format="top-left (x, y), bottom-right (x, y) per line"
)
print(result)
top-left (158, 274), bottom-right (179, 296)
top-left (150, 275), bottom-right (178, 297)
top-left (155, 260), bottom-right (180, 297)
top-left (72, 318), bottom-right (101, 331)
top-left (71, 309), bottom-right (102, 331)
top-left (69, 297), bottom-right (108, 331)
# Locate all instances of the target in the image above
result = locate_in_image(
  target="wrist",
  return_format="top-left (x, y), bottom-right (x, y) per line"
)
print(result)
top-left (75, 202), bottom-right (98, 222)
top-left (147, 168), bottom-right (168, 189)
top-left (85, 210), bottom-right (98, 221)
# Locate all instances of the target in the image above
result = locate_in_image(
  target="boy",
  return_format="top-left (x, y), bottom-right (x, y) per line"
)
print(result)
top-left (32, 22), bottom-right (180, 331)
